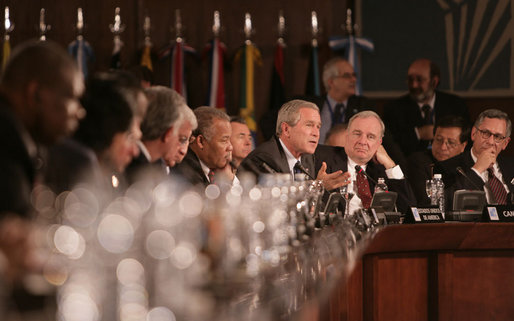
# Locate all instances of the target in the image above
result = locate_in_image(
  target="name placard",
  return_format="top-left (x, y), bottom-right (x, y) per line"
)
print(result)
top-left (484, 205), bottom-right (514, 222)
top-left (410, 207), bottom-right (444, 223)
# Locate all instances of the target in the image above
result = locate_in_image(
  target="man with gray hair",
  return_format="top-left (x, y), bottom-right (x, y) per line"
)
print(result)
top-left (171, 106), bottom-right (235, 187)
top-left (318, 57), bottom-right (373, 143)
top-left (315, 110), bottom-right (415, 214)
top-left (436, 108), bottom-right (513, 205)
top-left (240, 99), bottom-right (347, 190)
top-left (126, 86), bottom-right (197, 182)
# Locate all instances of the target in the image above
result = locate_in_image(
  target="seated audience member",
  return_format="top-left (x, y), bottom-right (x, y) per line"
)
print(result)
top-left (318, 57), bottom-right (372, 143)
top-left (0, 40), bottom-right (84, 313)
top-left (383, 58), bottom-right (470, 157)
top-left (315, 111), bottom-right (416, 215)
top-left (240, 99), bottom-right (347, 189)
top-left (436, 109), bottom-right (513, 205)
top-left (126, 86), bottom-right (197, 182)
top-left (0, 40), bottom-right (84, 219)
top-left (170, 107), bottom-right (235, 187)
top-left (407, 116), bottom-right (469, 205)
top-left (325, 123), bottom-right (347, 147)
top-left (230, 116), bottom-right (253, 169)
top-left (45, 73), bottom-right (142, 194)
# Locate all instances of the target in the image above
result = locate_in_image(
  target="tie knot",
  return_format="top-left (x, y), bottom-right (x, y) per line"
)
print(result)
top-left (421, 104), bottom-right (431, 113)
top-left (487, 166), bottom-right (495, 175)
top-left (293, 161), bottom-right (303, 174)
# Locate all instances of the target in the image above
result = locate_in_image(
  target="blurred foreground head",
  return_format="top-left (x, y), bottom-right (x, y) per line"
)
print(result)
top-left (74, 72), bottom-right (141, 173)
top-left (0, 40), bottom-right (84, 144)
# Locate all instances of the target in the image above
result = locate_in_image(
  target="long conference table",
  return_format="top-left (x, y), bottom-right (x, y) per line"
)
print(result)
top-left (322, 222), bottom-right (514, 321)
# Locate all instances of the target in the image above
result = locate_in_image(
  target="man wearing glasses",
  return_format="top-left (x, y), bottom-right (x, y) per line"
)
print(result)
top-left (383, 58), bottom-right (470, 157)
top-left (126, 86), bottom-right (197, 183)
top-left (406, 116), bottom-right (470, 205)
top-left (436, 109), bottom-right (513, 205)
top-left (318, 57), bottom-right (371, 143)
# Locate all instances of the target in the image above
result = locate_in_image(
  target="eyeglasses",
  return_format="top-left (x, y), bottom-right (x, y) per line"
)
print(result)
top-left (475, 127), bottom-right (507, 143)
top-left (433, 136), bottom-right (460, 149)
top-left (334, 72), bottom-right (357, 80)
top-left (407, 75), bottom-right (428, 84)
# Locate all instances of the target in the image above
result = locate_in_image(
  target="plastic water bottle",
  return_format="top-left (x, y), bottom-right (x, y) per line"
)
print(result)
top-left (433, 174), bottom-right (445, 217)
top-left (374, 177), bottom-right (388, 193)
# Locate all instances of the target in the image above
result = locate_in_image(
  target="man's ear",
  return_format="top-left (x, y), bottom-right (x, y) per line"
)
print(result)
top-left (25, 81), bottom-right (41, 107)
top-left (196, 134), bottom-right (206, 149)
top-left (162, 127), bottom-right (174, 142)
top-left (281, 122), bottom-right (289, 137)
top-left (431, 76), bottom-right (440, 89)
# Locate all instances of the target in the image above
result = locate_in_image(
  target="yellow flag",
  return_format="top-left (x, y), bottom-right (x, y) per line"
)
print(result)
top-left (140, 45), bottom-right (153, 71)
top-left (2, 39), bottom-right (11, 70)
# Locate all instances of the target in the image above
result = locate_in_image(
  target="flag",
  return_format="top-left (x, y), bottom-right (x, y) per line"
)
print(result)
top-left (110, 36), bottom-right (123, 69)
top-left (329, 35), bottom-right (374, 95)
top-left (261, 41), bottom-right (285, 140)
top-left (305, 43), bottom-right (321, 96)
top-left (235, 43), bottom-right (262, 136)
top-left (68, 37), bottom-right (95, 79)
top-left (205, 38), bottom-right (226, 109)
top-left (159, 41), bottom-right (196, 102)
top-left (140, 44), bottom-right (153, 71)
top-left (2, 37), bottom-right (10, 70)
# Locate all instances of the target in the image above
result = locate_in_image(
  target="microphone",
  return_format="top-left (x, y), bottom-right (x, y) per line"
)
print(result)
top-left (354, 165), bottom-right (378, 185)
top-left (456, 166), bottom-right (482, 190)
top-left (294, 162), bottom-right (315, 180)
top-left (261, 162), bottom-right (277, 174)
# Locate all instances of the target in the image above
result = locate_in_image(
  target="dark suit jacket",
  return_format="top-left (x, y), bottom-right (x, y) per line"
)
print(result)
top-left (383, 90), bottom-right (470, 156)
top-left (314, 144), bottom-right (416, 214)
top-left (435, 150), bottom-right (514, 206)
top-left (0, 101), bottom-right (35, 218)
top-left (406, 150), bottom-right (437, 206)
top-left (125, 147), bottom-right (167, 184)
top-left (169, 149), bottom-right (210, 187)
top-left (239, 135), bottom-right (316, 180)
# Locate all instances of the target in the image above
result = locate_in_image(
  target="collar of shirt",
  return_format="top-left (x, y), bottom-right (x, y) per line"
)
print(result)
top-left (279, 138), bottom-right (301, 179)
top-left (417, 92), bottom-right (436, 111)
top-left (138, 141), bottom-right (152, 162)
top-left (199, 159), bottom-right (211, 181)
top-left (327, 94), bottom-right (349, 110)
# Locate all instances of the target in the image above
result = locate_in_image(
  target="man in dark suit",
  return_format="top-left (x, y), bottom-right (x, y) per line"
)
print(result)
top-left (0, 41), bottom-right (84, 312)
top-left (126, 86), bottom-right (197, 183)
top-left (0, 41), bottom-right (84, 218)
top-left (407, 116), bottom-right (469, 205)
top-left (383, 58), bottom-right (470, 157)
top-left (171, 107), bottom-right (234, 187)
top-left (318, 57), bottom-right (372, 143)
top-left (436, 109), bottom-right (514, 206)
top-left (240, 99), bottom-right (348, 189)
top-left (315, 111), bottom-right (416, 215)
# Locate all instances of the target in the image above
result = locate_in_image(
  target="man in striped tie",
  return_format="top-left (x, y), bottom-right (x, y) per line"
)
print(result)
top-left (437, 109), bottom-right (513, 205)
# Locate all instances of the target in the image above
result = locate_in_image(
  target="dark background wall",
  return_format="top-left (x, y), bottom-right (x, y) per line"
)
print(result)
top-left (1, 0), bottom-right (513, 155)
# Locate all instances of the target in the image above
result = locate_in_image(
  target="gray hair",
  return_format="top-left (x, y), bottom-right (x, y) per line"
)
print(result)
top-left (474, 108), bottom-right (512, 137)
top-left (347, 110), bottom-right (385, 137)
top-left (141, 86), bottom-right (196, 140)
top-left (276, 99), bottom-right (319, 136)
top-left (193, 106), bottom-right (230, 140)
top-left (322, 57), bottom-right (348, 92)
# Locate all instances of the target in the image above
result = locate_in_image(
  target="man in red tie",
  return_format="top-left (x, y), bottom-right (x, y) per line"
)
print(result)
top-left (315, 110), bottom-right (415, 215)
top-left (436, 109), bottom-right (513, 205)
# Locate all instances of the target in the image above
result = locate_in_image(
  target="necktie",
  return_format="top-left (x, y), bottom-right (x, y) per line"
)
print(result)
top-left (293, 161), bottom-right (303, 180)
top-left (421, 105), bottom-right (432, 125)
top-left (487, 167), bottom-right (507, 205)
top-left (333, 103), bottom-right (345, 125)
top-left (208, 169), bottom-right (215, 184)
top-left (356, 170), bottom-right (372, 209)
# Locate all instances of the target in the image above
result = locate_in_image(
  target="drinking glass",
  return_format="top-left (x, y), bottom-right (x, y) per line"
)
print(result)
top-left (339, 183), bottom-right (355, 217)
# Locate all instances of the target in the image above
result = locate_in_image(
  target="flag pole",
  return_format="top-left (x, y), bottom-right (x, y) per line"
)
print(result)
top-left (2, 6), bottom-right (14, 70)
